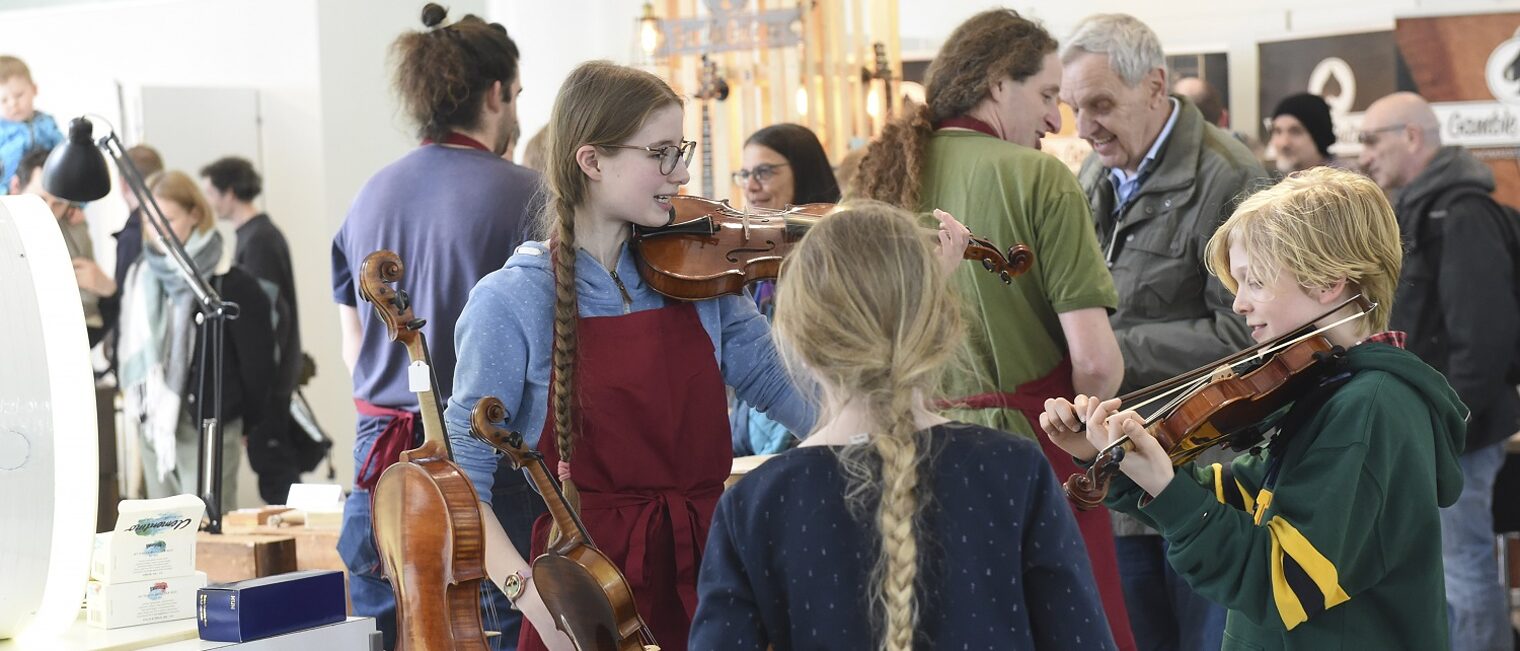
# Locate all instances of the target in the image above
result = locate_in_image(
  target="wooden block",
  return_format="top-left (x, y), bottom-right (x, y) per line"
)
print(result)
top-left (195, 532), bottom-right (298, 584)
top-left (223, 506), bottom-right (294, 533)
top-left (247, 525), bottom-right (345, 575)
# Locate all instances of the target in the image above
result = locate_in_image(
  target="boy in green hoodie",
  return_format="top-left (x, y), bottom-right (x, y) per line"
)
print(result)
top-left (1040, 166), bottom-right (1468, 651)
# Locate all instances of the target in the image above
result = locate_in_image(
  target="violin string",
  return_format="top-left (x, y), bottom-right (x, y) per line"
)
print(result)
top-left (1123, 373), bottom-right (1211, 415)
top-left (1245, 305), bottom-right (1373, 362)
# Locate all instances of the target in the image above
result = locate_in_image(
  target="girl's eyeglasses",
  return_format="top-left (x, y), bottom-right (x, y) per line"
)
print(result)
top-left (603, 140), bottom-right (697, 175)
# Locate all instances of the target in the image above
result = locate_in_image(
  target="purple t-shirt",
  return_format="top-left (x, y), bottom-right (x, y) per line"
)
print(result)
top-left (332, 144), bottom-right (542, 409)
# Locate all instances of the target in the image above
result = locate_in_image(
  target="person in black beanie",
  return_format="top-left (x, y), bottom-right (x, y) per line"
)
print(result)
top-left (1269, 92), bottom-right (1337, 174)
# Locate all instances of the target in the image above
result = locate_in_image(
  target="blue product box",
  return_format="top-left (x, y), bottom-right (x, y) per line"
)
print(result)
top-left (197, 569), bottom-right (346, 642)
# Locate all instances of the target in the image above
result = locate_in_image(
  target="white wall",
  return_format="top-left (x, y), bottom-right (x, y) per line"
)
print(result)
top-left (900, 0), bottom-right (1520, 139)
top-left (0, 0), bottom-right (328, 509)
top-left (487, 0), bottom-right (642, 159)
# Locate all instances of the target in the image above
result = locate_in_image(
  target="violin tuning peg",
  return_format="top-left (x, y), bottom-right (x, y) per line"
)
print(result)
top-left (406, 318), bottom-right (426, 331)
top-left (393, 290), bottom-right (411, 311)
top-left (999, 270), bottom-right (1012, 284)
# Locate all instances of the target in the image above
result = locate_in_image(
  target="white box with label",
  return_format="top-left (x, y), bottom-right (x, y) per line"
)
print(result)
top-left (92, 494), bottom-right (204, 583)
top-left (87, 571), bottom-right (208, 629)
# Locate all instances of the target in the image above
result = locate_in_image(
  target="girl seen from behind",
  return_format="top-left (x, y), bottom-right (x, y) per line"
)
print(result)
top-left (690, 203), bottom-right (1117, 651)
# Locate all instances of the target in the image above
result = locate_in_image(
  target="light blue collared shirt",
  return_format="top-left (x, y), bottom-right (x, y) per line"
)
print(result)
top-left (1109, 98), bottom-right (1180, 215)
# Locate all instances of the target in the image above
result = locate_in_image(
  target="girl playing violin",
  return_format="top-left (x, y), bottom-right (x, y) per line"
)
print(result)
top-left (441, 62), bottom-right (971, 651)
top-left (690, 202), bottom-right (1118, 651)
top-left (1041, 167), bottom-right (1468, 651)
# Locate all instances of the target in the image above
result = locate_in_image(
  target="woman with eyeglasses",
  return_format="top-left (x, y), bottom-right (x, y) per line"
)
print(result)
top-left (443, 61), bottom-right (823, 651)
top-left (736, 123), bottom-right (841, 212)
top-left (728, 124), bottom-right (843, 456)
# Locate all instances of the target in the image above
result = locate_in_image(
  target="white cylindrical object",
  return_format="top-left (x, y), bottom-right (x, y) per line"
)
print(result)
top-left (0, 195), bottom-right (100, 639)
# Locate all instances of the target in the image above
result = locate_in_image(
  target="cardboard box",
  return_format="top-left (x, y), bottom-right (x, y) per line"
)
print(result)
top-left (197, 570), bottom-right (346, 642)
top-left (195, 533), bottom-right (298, 584)
top-left (92, 495), bottom-right (205, 583)
top-left (87, 571), bottom-right (208, 629)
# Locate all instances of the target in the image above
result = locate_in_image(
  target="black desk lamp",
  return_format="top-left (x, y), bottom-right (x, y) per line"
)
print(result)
top-left (43, 116), bottom-right (238, 533)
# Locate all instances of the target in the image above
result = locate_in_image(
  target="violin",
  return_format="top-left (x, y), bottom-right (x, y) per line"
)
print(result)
top-left (360, 250), bottom-right (492, 651)
top-left (1064, 295), bottom-right (1376, 510)
top-left (470, 398), bottom-right (660, 651)
top-left (632, 195), bottom-right (1034, 301)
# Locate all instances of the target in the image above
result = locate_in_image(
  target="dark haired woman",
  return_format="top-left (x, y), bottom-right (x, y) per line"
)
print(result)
top-left (854, 9), bottom-right (1133, 650)
top-left (329, 4), bottom-right (542, 649)
top-left (730, 123), bottom-right (841, 455)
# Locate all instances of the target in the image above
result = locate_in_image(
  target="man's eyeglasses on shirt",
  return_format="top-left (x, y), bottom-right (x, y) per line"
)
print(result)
top-left (602, 140), bottom-right (697, 175)
top-left (732, 163), bottom-right (788, 186)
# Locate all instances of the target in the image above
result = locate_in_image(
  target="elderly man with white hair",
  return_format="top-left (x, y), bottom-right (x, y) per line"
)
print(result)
top-left (1059, 13), bottom-right (1265, 651)
top-left (1360, 91), bottom-right (1519, 651)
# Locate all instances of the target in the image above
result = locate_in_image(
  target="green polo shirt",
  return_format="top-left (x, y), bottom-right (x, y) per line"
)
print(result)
top-left (919, 130), bottom-right (1117, 436)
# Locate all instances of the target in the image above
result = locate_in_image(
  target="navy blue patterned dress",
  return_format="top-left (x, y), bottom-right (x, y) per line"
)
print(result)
top-left (690, 422), bottom-right (1118, 651)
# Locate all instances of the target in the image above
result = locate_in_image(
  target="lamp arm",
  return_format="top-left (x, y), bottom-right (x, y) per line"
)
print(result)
top-left (99, 132), bottom-right (231, 315)
top-left (100, 129), bottom-right (236, 532)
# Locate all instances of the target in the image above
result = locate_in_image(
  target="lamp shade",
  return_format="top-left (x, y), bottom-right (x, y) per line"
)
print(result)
top-left (41, 118), bottom-right (110, 202)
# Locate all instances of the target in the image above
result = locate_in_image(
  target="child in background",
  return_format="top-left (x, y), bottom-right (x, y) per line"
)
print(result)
top-left (1, 55), bottom-right (64, 194)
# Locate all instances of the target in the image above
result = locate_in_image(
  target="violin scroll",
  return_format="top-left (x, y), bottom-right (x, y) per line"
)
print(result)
top-left (1063, 444), bottom-right (1128, 511)
top-left (469, 397), bottom-right (534, 470)
top-left (964, 238), bottom-right (1034, 284)
top-left (359, 250), bottom-right (428, 342)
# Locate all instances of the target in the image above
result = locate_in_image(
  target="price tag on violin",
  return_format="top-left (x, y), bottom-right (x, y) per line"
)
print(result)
top-left (408, 361), bottom-right (431, 393)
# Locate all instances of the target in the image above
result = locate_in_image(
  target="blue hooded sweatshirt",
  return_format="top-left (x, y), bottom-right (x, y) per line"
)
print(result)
top-left (1, 110), bottom-right (63, 193)
top-left (444, 240), bottom-right (815, 503)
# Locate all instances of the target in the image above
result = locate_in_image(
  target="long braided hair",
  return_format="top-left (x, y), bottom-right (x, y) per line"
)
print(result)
top-left (772, 202), bottom-right (964, 650)
top-left (853, 9), bottom-right (1055, 208)
top-left (536, 61), bottom-right (681, 519)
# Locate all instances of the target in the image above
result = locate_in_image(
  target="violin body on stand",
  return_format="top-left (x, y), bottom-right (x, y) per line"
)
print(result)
top-left (632, 195), bottom-right (1034, 301)
top-left (470, 398), bottom-right (660, 651)
top-left (360, 250), bottom-right (492, 651)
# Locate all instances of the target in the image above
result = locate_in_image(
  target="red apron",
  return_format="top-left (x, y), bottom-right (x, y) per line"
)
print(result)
top-left (947, 357), bottom-right (1138, 651)
top-left (518, 301), bottom-right (730, 651)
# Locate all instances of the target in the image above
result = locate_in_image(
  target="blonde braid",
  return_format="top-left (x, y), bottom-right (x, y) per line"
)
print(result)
top-left (871, 384), bottom-right (924, 651)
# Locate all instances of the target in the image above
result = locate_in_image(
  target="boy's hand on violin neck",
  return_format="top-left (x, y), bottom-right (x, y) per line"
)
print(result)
top-left (1089, 403), bottom-right (1173, 498)
top-left (1040, 395), bottom-right (1109, 462)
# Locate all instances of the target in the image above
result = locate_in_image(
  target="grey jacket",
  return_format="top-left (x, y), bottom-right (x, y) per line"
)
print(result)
top-left (1391, 146), bottom-right (1520, 451)
top-left (1076, 96), bottom-right (1267, 537)
top-left (1077, 96), bottom-right (1264, 394)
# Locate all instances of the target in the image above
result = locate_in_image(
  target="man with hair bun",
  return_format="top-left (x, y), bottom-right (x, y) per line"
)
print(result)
top-left (329, 4), bottom-right (542, 648)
